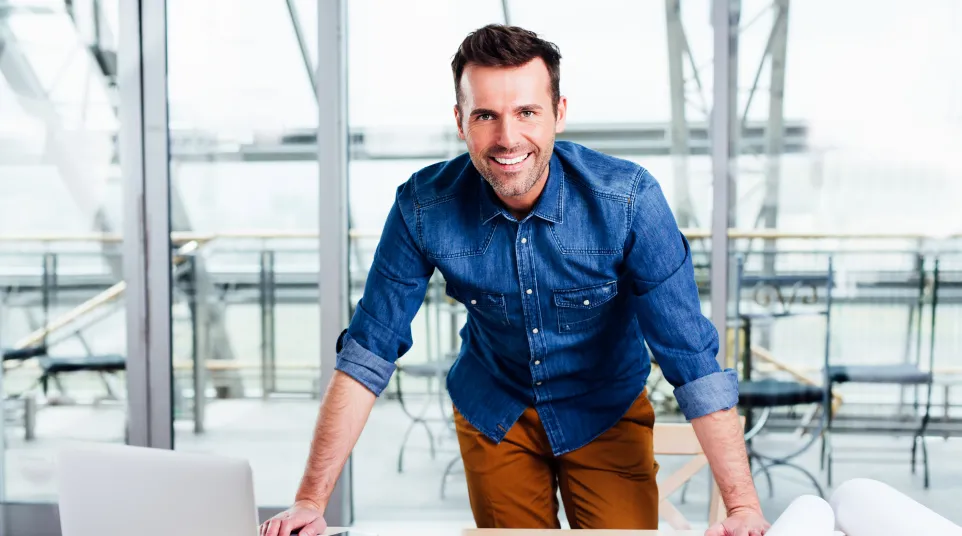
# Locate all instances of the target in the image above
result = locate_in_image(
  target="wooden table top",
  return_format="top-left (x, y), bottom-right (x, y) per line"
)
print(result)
top-left (324, 528), bottom-right (703, 536)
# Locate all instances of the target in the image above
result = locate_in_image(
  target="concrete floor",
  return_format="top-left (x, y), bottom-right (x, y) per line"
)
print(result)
top-left (3, 395), bottom-right (962, 531)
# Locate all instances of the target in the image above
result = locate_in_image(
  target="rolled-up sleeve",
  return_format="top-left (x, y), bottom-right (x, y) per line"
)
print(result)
top-left (334, 181), bottom-right (435, 396)
top-left (625, 169), bottom-right (738, 420)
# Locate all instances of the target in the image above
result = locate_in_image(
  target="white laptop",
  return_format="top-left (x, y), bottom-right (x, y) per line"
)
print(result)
top-left (58, 442), bottom-right (263, 536)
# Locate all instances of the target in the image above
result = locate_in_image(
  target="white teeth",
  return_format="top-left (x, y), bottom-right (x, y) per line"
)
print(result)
top-left (494, 154), bottom-right (528, 165)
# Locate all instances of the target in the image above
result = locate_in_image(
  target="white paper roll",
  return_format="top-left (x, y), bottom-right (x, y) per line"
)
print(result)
top-left (830, 478), bottom-right (962, 536)
top-left (766, 495), bottom-right (836, 536)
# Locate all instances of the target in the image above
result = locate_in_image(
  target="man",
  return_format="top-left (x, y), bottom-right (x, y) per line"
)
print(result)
top-left (262, 24), bottom-right (769, 536)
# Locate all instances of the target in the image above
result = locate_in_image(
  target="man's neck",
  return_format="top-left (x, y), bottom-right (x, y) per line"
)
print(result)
top-left (496, 164), bottom-right (550, 220)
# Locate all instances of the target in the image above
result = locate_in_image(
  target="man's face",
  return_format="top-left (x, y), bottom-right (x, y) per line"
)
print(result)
top-left (455, 58), bottom-right (567, 200)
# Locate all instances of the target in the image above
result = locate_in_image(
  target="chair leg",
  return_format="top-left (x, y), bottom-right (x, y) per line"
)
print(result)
top-left (439, 455), bottom-right (463, 500)
top-left (749, 453), bottom-right (775, 498)
top-left (820, 433), bottom-right (827, 471)
top-left (911, 435), bottom-right (918, 474)
top-left (826, 437), bottom-right (833, 488)
top-left (921, 435), bottom-right (930, 489)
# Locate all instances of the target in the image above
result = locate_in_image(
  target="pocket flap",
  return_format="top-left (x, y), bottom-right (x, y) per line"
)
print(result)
top-left (447, 282), bottom-right (505, 307)
top-left (553, 281), bottom-right (618, 309)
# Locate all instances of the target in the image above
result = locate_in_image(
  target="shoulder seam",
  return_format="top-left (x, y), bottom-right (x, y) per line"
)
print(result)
top-left (622, 166), bottom-right (648, 253)
top-left (399, 179), bottom-right (427, 253)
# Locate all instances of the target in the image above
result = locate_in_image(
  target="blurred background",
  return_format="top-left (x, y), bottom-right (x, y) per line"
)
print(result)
top-left (0, 0), bottom-right (960, 532)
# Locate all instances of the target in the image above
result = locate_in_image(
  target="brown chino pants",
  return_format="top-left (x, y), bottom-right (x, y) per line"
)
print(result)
top-left (453, 391), bottom-right (659, 529)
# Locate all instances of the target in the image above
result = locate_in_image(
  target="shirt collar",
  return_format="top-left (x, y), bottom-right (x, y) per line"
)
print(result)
top-left (478, 151), bottom-right (564, 224)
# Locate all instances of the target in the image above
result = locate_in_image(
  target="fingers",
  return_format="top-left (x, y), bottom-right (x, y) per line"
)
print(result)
top-left (704, 522), bottom-right (728, 536)
top-left (261, 517), bottom-right (294, 536)
top-left (299, 519), bottom-right (327, 536)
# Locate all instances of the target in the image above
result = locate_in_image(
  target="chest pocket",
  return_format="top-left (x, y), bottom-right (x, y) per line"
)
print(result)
top-left (553, 281), bottom-right (619, 333)
top-left (446, 282), bottom-right (509, 327)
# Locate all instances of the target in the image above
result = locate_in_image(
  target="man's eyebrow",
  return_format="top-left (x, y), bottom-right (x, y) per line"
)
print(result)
top-left (470, 104), bottom-right (544, 117)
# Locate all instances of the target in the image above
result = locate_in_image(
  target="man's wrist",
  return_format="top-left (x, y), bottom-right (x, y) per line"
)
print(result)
top-left (727, 501), bottom-right (763, 517)
top-left (293, 496), bottom-right (324, 513)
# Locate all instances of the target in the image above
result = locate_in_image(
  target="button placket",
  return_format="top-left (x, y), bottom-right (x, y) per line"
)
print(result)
top-left (516, 223), bottom-right (547, 397)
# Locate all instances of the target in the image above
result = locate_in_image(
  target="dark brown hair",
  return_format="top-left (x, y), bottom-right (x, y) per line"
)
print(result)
top-left (451, 24), bottom-right (562, 114)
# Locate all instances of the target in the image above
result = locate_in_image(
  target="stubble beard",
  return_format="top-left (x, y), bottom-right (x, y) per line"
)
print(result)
top-left (474, 140), bottom-right (554, 199)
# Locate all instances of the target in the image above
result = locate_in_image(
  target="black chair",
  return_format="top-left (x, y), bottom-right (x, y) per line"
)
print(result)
top-left (823, 256), bottom-right (938, 488)
top-left (36, 354), bottom-right (127, 398)
top-left (733, 255), bottom-right (834, 497)
top-left (2, 345), bottom-right (48, 362)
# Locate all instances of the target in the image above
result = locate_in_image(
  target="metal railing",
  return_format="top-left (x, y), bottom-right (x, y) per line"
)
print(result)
top-left (1, 230), bottom-right (961, 434)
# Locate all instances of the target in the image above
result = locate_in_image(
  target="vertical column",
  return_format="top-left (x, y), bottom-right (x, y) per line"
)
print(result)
top-left (317, 0), bottom-right (352, 526)
top-left (0, 281), bottom-right (5, 500)
top-left (711, 0), bottom-right (733, 369)
top-left (118, 0), bottom-right (149, 448)
top-left (142, 0), bottom-right (173, 450)
top-left (119, 0), bottom-right (172, 449)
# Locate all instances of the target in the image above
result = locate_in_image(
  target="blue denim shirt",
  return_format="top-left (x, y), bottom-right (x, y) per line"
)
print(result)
top-left (336, 141), bottom-right (738, 455)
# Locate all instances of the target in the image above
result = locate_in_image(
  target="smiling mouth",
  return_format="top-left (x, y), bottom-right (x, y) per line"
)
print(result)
top-left (490, 152), bottom-right (531, 170)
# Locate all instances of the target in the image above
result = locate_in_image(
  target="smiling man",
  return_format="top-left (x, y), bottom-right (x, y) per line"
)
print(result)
top-left (261, 24), bottom-right (768, 536)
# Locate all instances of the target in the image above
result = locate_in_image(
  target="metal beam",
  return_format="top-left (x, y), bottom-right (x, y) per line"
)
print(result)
top-left (711, 0), bottom-right (734, 369)
top-left (118, 0), bottom-right (172, 449)
top-left (285, 0), bottom-right (316, 93)
top-left (317, 0), bottom-right (351, 525)
top-left (144, 0), bottom-right (174, 449)
top-left (727, 0), bottom-right (741, 226)
top-left (665, 0), bottom-right (693, 227)
top-left (762, 0), bottom-right (789, 273)
top-left (117, 0), bottom-right (147, 449)
top-left (154, 120), bottom-right (809, 163)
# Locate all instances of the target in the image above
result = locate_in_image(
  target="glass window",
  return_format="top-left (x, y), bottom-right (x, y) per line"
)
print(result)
top-left (164, 0), bottom-right (320, 508)
top-left (0, 1), bottom-right (126, 502)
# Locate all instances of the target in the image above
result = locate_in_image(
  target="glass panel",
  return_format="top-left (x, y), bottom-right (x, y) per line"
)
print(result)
top-left (0, 1), bottom-right (126, 502)
top-left (348, 0), bottom-right (716, 527)
top-left (165, 0), bottom-right (320, 508)
top-left (729, 0), bottom-right (962, 515)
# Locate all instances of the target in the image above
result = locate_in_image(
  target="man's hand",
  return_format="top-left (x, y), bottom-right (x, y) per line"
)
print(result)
top-left (705, 506), bottom-right (770, 536)
top-left (259, 499), bottom-right (327, 536)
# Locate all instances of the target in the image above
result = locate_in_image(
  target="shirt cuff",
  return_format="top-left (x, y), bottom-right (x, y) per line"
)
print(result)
top-left (334, 331), bottom-right (396, 397)
top-left (673, 369), bottom-right (740, 420)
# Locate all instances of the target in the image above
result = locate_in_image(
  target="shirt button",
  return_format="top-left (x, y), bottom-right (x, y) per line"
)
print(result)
top-left (526, 289), bottom-right (532, 295)
top-left (536, 381), bottom-right (542, 386)
top-left (532, 328), bottom-right (539, 334)
top-left (521, 237), bottom-right (527, 244)
top-left (583, 299), bottom-right (590, 305)
top-left (470, 299), bottom-right (477, 305)
top-left (534, 360), bottom-right (541, 365)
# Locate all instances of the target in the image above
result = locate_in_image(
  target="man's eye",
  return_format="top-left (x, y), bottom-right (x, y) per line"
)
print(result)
top-left (478, 114), bottom-right (494, 121)
top-left (521, 110), bottom-right (534, 118)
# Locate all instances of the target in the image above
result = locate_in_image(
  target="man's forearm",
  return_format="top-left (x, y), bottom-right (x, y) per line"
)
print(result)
top-left (295, 370), bottom-right (377, 512)
top-left (691, 407), bottom-right (762, 515)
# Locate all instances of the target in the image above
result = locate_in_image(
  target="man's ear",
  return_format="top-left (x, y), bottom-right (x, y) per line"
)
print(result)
top-left (454, 105), bottom-right (466, 140)
top-left (555, 96), bottom-right (568, 134)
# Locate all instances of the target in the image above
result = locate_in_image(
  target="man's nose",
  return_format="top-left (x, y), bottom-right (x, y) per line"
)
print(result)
top-left (496, 117), bottom-right (521, 150)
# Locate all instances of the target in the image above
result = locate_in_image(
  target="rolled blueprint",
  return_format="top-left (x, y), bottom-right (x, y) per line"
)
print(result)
top-left (766, 495), bottom-right (835, 536)
top-left (830, 478), bottom-right (962, 536)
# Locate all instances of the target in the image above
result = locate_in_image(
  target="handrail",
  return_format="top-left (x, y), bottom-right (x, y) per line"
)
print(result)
top-left (1, 229), bottom-right (960, 243)
top-left (8, 241), bottom-right (204, 349)
top-left (12, 281), bottom-right (125, 350)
